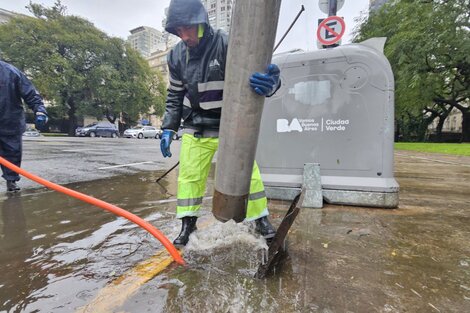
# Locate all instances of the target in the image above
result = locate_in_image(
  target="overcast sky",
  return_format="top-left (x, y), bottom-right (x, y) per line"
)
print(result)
top-left (0, 0), bottom-right (370, 53)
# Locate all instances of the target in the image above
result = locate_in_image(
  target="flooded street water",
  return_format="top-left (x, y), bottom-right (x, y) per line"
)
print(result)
top-left (1, 151), bottom-right (469, 312)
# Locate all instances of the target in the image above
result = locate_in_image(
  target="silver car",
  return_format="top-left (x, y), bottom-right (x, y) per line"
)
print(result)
top-left (123, 126), bottom-right (158, 139)
top-left (23, 128), bottom-right (41, 137)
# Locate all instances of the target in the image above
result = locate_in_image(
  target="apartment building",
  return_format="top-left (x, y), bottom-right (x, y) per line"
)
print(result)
top-left (147, 49), bottom-right (170, 85)
top-left (127, 26), bottom-right (165, 58)
top-left (201, 0), bottom-right (234, 33)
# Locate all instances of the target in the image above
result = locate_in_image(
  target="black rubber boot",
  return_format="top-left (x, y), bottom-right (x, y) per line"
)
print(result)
top-left (255, 216), bottom-right (276, 239)
top-left (173, 216), bottom-right (198, 247)
top-left (6, 181), bottom-right (20, 193)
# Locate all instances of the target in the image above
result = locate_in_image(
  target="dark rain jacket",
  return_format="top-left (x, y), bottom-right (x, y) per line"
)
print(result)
top-left (161, 0), bottom-right (228, 132)
top-left (0, 61), bottom-right (47, 136)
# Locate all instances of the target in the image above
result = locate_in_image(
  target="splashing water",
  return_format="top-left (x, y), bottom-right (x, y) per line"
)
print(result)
top-left (185, 220), bottom-right (268, 254)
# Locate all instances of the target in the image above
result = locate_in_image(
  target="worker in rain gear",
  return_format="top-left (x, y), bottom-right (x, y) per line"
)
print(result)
top-left (0, 60), bottom-right (48, 192)
top-left (160, 0), bottom-right (281, 246)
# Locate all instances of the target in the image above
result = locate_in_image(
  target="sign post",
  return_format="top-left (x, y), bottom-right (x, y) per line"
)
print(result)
top-left (328, 0), bottom-right (337, 16)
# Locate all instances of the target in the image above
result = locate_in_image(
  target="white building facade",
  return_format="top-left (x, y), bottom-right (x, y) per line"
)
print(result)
top-left (201, 0), bottom-right (234, 33)
top-left (127, 26), bottom-right (165, 58)
top-left (428, 107), bottom-right (463, 133)
top-left (0, 8), bottom-right (24, 24)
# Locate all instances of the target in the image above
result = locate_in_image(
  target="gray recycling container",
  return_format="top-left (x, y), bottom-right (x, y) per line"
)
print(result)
top-left (256, 38), bottom-right (399, 208)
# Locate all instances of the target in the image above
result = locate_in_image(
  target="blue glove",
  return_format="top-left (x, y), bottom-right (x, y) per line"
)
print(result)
top-left (35, 112), bottom-right (48, 131)
top-left (160, 129), bottom-right (174, 158)
top-left (249, 64), bottom-right (280, 96)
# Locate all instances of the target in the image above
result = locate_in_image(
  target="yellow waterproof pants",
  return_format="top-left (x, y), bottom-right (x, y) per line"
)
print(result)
top-left (176, 134), bottom-right (268, 221)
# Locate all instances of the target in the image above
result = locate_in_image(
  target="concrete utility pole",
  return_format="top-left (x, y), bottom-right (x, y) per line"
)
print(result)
top-left (213, 0), bottom-right (282, 222)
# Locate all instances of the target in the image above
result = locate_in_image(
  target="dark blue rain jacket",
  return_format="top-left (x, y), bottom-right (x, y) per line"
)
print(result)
top-left (0, 61), bottom-right (47, 135)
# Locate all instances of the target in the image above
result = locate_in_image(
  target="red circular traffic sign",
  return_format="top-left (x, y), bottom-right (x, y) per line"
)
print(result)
top-left (316, 15), bottom-right (346, 46)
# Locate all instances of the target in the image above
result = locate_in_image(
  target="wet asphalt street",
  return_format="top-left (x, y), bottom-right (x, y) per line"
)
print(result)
top-left (0, 136), bottom-right (181, 193)
top-left (0, 136), bottom-right (469, 312)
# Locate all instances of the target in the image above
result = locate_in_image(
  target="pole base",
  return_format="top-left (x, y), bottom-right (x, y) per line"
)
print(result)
top-left (212, 189), bottom-right (247, 223)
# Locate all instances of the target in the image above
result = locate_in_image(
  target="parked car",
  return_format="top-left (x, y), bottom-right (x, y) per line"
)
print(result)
top-left (123, 126), bottom-right (159, 139)
top-left (76, 123), bottom-right (119, 138)
top-left (23, 127), bottom-right (41, 137)
top-left (75, 126), bottom-right (86, 137)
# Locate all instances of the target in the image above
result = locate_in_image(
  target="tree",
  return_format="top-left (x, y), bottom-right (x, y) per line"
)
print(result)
top-left (0, 1), bottom-right (166, 135)
top-left (84, 38), bottom-right (166, 127)
top-left (354, 0), bottom-right (470, 141)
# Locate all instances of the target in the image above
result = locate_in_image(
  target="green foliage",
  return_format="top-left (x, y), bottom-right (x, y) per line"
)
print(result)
top-left (354, 0), bottom-right (470, 141)
top-left (0, 1), bottom-right (166, 135)
top-left (395, 142), bottom-right (470, 156)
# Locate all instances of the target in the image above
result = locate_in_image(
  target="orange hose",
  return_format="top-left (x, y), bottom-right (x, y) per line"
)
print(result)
top-left (0, 156), bottom-right (185, 266)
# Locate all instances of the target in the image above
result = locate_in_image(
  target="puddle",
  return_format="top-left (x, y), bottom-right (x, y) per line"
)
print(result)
top-left (1, 153), bottom-right (470, 312)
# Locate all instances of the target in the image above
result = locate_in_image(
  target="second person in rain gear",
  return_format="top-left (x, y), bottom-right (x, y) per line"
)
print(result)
top-left (160, 0), bottom-right (281, 246)
top-left (0, 60), bottom-right (48, 193)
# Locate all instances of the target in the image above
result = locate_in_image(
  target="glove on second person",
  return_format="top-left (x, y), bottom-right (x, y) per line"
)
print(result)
top-left (160, 129), bottom-right (174, 158)
top-left (35, 112), bottom-right (48, 131)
